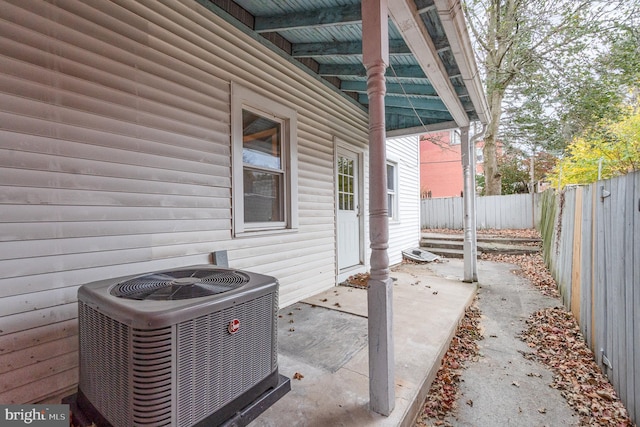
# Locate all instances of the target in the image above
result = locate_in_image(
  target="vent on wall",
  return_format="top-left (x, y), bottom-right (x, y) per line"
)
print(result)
top-left (76, 265), bottom-right (281, 427)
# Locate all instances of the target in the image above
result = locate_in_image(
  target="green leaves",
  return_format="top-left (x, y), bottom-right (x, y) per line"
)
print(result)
top-left (464, 0), bottom-right (639, 193)
top-left (547, 110), bottom-right (640, 187)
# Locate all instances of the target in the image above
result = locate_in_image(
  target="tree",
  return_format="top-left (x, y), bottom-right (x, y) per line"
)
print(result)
top-left (476, 149), bottom-right (557, 195)
top-left (497, 152), bottom-right (529, 194)
top-left (547, 111), bottom-right (640, 187)
top-left (463, 0), bottom-right (636, 195)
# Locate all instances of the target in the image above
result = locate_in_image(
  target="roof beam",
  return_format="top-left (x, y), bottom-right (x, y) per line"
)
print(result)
top-left (254, 4), bottom-right (361, 32)
top-left (415, 0), bottom-right (437, 14)
top-left (389, 0), bottom-right (470, 127)
top-left (387, 120), bottom-right (458, 138)
top-left (385, 106), bottom-right (452, 120)
top-left (341, 81), bottom-right (439, 97)
top-left (292, 39), bottom-right (411, 57)
top-left (359, 94), bottom-right (448, 111)
top-left (318, 63), bottom-right (426, 78)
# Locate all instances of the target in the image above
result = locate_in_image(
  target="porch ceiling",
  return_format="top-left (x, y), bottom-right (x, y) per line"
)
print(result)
top-left (197, 0), bottom-right (489, 136)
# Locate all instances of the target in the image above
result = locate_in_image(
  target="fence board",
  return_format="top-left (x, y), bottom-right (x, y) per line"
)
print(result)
top-left (580, 185), bottom-right (594, 349)
top-left (559, 189), bottom-right (575, 305)
top-left (623, 175), bottom-right (636, 415)
top-left (613, 177), bottom-right (626, 401)
top-left (634, 172), bottom-right (640, 423)
top-left (594, 182), bottom-right (606, 369)
top-left (571, 187), bottom-right (583, 321)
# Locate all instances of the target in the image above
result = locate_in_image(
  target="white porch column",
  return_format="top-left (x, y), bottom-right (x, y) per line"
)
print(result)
top-left (362, 0), bottom-right (394, 416)
top-left (461, 126), bottom-right (478, 282)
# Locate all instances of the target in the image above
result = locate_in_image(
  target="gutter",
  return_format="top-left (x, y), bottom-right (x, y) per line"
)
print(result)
top-left (389, 1), bottom-right (470, 128)
top-left (433, 0), bottom-right (490, 125)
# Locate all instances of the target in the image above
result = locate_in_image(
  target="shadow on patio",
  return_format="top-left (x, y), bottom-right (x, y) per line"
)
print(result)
top-left (251, 262), bottom-right (477, 427)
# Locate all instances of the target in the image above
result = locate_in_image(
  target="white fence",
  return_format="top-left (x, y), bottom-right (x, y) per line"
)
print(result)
top-left (420, 193), bottom-right (542, 229)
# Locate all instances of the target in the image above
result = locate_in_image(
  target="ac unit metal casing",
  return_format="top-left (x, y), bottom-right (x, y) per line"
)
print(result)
top-left (77, 265), bottom-right (279, 427)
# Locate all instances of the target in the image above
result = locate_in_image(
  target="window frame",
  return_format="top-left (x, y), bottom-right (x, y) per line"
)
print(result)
top-left (386, 160), bottom-right (398, 221)
top-left (231, 83), bottom-right (298, 236)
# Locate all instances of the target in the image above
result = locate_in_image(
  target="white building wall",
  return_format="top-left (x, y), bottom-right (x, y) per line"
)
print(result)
top-left (0, 0), bottom-right (369, 404)
top-left (386, 135), bottom-right (421, 265)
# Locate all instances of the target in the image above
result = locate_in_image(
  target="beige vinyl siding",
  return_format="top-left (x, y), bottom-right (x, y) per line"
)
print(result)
top-left (387, 136), bottom-right (421, 265)
top-left (0, 0), bottom-right (369, 404)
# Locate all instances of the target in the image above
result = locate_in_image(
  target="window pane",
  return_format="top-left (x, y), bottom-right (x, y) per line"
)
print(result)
top-left (388, 194), bottom-right (394, 218)
top-left (242, 110), bottom-right (281, 169)
top-left (387, 164), bottom-right (394, 190)
top-left (243, 169), bottom-right (283, 222)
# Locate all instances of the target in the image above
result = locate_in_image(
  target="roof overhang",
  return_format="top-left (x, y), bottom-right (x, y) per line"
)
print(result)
top-left (198, 0), bottom-right (489, 135)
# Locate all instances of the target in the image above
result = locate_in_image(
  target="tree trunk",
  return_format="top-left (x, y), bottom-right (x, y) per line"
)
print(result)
top-left (483, 86), bottom-right (504, 195)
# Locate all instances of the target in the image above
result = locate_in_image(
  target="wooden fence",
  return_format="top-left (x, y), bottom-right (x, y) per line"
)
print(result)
top-left (420, 193), bottom-right (542, 229)
top-left (539, 171), bottom-right (639, 424)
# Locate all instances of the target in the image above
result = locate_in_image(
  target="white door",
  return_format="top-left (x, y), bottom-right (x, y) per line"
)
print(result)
top-left (337, 148), bottom-right (362, 270)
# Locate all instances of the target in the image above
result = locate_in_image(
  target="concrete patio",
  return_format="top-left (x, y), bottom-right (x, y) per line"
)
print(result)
top-left (249, 262), bottom-right (477, 427)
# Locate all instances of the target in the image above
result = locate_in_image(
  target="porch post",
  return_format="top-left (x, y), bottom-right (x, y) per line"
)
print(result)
top-left (461, 126), bottom-right (477, 282)
top-left (362, 0), bottom-right (394, 416)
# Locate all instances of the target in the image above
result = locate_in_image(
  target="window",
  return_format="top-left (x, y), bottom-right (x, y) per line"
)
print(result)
top-left (338, 156), bottom-right (355, 212)
top-left (232, 84), bottom-right (298, 235)
top-left (386, 161), bottom-right (398, 220)
top-left (450, 129), bottom-right (461, 145)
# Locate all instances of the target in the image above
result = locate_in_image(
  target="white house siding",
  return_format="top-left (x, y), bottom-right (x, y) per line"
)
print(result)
top-left (386, 136), bottom-right (421, 265)
top-left (0, 0), bottom-right (369, 404)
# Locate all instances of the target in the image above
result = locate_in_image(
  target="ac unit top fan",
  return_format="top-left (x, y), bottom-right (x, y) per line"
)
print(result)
top-left (78, 265), bottom-right (277, 329)
top-left (110, 268), bottom-right (251, 300)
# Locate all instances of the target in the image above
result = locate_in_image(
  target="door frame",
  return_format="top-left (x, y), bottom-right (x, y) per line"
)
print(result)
top-left (335, 138), bottom-right (367, 283)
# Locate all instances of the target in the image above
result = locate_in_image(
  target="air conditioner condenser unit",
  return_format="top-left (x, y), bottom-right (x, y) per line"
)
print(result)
top-left (75, 265), bottom-right (285, 427)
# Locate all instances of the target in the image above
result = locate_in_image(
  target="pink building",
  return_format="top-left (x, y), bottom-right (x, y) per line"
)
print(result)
top-left (419, 130), bottom-right (490, 198)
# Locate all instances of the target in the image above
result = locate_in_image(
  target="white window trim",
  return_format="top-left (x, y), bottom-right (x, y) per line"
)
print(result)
top-left (386, 159), bottom-right (399, 222)
top-left (231, 83), bottom-right (298, 237)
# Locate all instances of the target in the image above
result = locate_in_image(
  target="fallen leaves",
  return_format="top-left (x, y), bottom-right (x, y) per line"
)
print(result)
top-left (481, 252), bottom-right (559, 298)
top-left (341, 272), bottom-right (370, 288)
top-left (418, 228), bottom-right (634, 427)
top-left (520, 306), bottom-right (633, 426)
top-left (416, 300), bottom-right (483, 426)
top-left (293, 372), bottom-right (304, 380)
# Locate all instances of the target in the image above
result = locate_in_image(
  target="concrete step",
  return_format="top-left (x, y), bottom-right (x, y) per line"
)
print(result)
top-left (418, 247), bottom-right (473, 259)
top-left (420, 239), bottom-right (464, 250)
top-left (420, 233), bottom-right (541, 258)
top-left (421, 232), bottom-right (541, 244)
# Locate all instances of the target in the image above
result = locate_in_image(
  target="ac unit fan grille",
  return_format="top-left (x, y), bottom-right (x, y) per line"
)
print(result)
top-left (111, 269), bottom-right (250, 300)
top-left (79, 301), bottom-right (134, 427)
top-left (131, 328), bottom-right (174, 426)
top-left (175, 293), bottom-right (277, 427)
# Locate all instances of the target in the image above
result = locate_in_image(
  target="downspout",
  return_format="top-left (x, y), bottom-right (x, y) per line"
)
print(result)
top-left (362, 0), bottom-right (394, 416)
